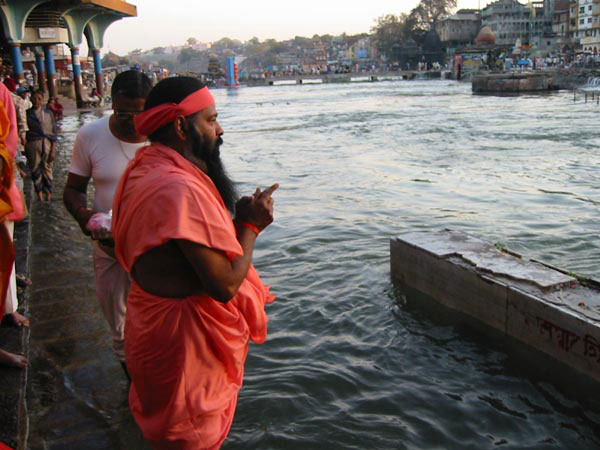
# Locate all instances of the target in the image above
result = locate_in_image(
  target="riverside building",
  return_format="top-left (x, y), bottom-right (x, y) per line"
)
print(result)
top-left (436, 9), bottom-right (482, 55)
top-left (0, 0), bottom-right (136, 107)
top-left (482, 0), bottom-right (553, 46)
top-left (576, 0), bottom-right (600, 53)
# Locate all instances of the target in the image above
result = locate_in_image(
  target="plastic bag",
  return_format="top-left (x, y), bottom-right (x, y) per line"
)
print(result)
top-left (86, 210), bottom-right (112, 233)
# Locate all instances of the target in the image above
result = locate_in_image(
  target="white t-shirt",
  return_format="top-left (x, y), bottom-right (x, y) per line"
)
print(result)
top-left (69, 115), bottom-right (146, 213)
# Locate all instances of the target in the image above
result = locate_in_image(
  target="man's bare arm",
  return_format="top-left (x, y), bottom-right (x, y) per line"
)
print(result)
top-left (176, 228), bottom-right (257, 303)
top-left (63, 172), bottom-right (94, 236)
top-left (176, 183), bottom-right (279, 303)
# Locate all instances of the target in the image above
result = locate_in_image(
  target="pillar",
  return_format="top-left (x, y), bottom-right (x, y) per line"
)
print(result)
top-left (44, 46), bottom-right (57, 99)
top-left (9, 43), bottom-right (24, 83)
top-left (91, 48), bottom-right (104, 97)
top-left (70, 46), bottom-right (83, 107)
top-left (225, 56), bottom-right (236, 87)
top-left (35, 52), bottom-right (47, 93)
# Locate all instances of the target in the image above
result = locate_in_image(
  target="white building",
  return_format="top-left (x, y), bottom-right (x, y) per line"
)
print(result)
top-left (576, 0), bottom-right (600, 52)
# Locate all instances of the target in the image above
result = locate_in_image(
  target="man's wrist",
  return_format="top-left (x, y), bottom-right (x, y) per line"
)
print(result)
top-left (240, 222), bottom-right (260, 235)
top-left (75, 206), bottom-right (92, 225)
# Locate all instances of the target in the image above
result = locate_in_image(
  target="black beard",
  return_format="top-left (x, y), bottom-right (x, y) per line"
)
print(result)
top-left (187, 127), bottom-right (238, 213)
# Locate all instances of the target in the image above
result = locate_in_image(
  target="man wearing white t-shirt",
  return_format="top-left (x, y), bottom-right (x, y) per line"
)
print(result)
top-left (63, 71), bottom-right (152, 376)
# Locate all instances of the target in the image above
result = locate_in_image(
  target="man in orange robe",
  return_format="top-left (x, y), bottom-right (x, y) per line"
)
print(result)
top-left (0, 97), bottom-right (28, 368)
top-left (112, 77), bottom-right (278, 449)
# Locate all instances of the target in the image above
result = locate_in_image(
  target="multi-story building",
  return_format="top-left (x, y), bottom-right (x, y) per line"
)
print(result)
top-left (554, 0), bottom-right (572, 37)
top-left (303, 41), bottom-right (327, 72)
top-left (436, 9), bottom-right (482, 52)
top-left (553, 0), bottom-right (577, 51)
top-left (481, 0), bottom-right (553, 46)
top-left (577, 0), bottom-right (600, 52)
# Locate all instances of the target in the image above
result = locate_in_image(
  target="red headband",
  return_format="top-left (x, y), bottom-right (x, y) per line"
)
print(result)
top-left (134, 87), bottom-right (215, 136)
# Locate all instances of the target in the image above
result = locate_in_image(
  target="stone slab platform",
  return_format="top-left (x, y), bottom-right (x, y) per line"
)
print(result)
top-left (390, 230), bottom-right (600, 383)
top-left (472, 73), bottom-right (553, 93)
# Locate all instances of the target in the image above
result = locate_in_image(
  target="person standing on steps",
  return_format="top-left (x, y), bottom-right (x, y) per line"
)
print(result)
top-left (63, 70), bottom-right (152, 378)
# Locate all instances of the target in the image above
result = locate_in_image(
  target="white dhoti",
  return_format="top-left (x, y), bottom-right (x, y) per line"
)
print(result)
top-left (5, 166), bottom-right (25, 316)
top-left (4, 220), bottom-right (17, 315)
top-left (92, 242), bottom-right (129, 362)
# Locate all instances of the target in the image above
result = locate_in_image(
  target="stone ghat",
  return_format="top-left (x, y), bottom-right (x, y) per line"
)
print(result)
top-left (390, 230), bottom-right (600, 384)
top-left (472, 73), bottom-right (555, 93)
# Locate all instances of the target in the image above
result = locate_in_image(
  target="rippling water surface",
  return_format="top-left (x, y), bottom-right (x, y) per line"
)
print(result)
top-left (26, 80), bottom-right (600, 449)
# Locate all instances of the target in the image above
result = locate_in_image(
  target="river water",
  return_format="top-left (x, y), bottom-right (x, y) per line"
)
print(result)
top-left (25, 80), bottom-right (600, 449)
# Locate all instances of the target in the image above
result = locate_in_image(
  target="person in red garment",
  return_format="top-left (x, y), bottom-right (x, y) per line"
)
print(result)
top-left (0, 82), bottom-right (28, 329)
top-left (0, 99), bottom-right (27, 369)
top-left (112, 77), bottom-right (278, 449)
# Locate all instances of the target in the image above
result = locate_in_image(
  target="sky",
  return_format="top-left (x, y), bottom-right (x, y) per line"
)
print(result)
top-left (102, 0), bottom-right (491, 56)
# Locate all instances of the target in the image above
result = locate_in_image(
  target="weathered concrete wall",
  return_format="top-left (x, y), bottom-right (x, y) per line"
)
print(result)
top-left (390, 231), bottom-right (600, 384)
top-left (472, 73), bottom-right (552, 93)
top-left (551, 68), bottom-right (600, 90)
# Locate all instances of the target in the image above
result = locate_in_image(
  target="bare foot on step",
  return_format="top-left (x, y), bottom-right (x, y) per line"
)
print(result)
top-left (6, 311), bottom-right (30, 327)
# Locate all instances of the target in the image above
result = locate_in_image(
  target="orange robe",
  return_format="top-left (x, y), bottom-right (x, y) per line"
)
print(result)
top-left (0, 100), bottom-right (15, 318)
top-left (0, 82), bottom-right (24, 222)
top-left (112, 143), bottom-right (275, 449)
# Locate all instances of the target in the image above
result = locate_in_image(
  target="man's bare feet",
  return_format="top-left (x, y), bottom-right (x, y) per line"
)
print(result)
top-left (0, 348), bottom-right (28, 368)
top-left (5, 311), bottom-right (30, 327)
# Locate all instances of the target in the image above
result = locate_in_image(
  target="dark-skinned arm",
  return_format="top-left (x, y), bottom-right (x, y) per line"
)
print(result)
top-left (176, 227), bottom-right (258, 303)
top-left (63, 172), bottom-right (94, 236)
top-left (176, 183), bottom-right (279, 303)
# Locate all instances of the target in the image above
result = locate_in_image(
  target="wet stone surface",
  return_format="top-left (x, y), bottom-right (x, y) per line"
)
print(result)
top-left (24, 126), bottom-right (150, 450)
top-left (0, 183), bottom-right (32, 449)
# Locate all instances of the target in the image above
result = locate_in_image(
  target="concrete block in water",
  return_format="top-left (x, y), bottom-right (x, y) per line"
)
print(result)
top-left (472, 73), bottom-right (552, 93)
top-left (390, 230), bottom-right (600, 383)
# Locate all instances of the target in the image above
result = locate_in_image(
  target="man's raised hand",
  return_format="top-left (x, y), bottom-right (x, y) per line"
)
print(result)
top-left (236, 183), bottom-right (279, 232)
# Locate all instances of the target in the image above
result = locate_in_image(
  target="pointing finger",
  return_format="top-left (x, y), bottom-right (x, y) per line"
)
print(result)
top-left (260, 183), bottom-right (279, 198)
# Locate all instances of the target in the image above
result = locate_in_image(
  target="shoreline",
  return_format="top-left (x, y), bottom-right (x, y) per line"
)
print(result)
top-left (210, 67), bottom-right (600, 91)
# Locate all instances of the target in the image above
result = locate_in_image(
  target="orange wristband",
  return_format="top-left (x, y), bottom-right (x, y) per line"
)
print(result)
top-left (239, 222), bottom-right (260, 236)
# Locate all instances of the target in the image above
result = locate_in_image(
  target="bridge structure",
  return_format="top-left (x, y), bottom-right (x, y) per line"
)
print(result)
top-left (0, 0), bottom-right (137, 106)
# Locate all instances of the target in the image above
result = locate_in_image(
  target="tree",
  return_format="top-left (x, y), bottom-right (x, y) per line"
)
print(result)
top-left (371, 14), bottom-right (408, 61)
top-left (409, 0), bottom-right (457, 33)
top-left (187, 37), bottom-right (198, 46)
top-left (293, 36), bottom-right (312, 48)
top-left (101, 53), bottom-right (119, 68)
top-left (178, 47), bottom-right (201, 66)
top-left (158, 59), bottom-right (175, 71)
top-left (211, 37), bottom-right (244, 54)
